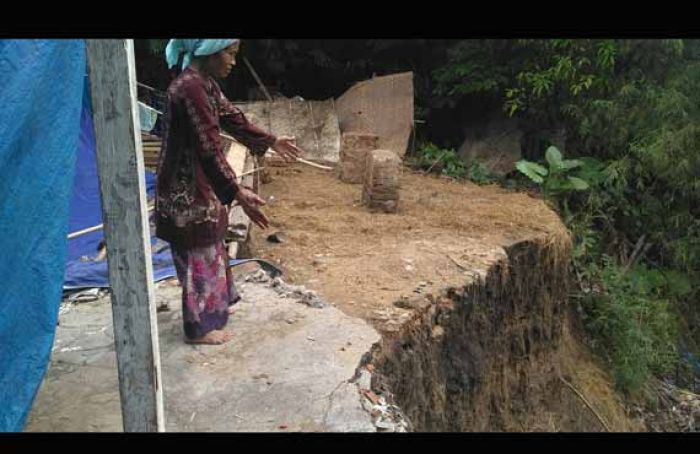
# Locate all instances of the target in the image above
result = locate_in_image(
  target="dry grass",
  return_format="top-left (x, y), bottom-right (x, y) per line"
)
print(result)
top-left (250, 164), bottom-right (569, 321)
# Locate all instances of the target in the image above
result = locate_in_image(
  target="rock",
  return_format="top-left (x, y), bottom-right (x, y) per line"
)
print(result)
top-left (393, 295), bottom-right (428, 310)
top-left (375, 419), bottom-right (395, 431)
top-left (300, 291), bottom-right (326, 308)
top-left (248, 269), bottom-right (271, 284)
top-left (361, 389), bottom-right (381, 405)
top-left (431, 326), bottom-right (445, 340)
top-left (267, 232), bottom-right (286, 243)
top-left (339, 133), bottom-right (380, 184)
top-left (363, 149), bottom-right (401, 213)
top-left (272, 277), bottom-right (284, 288)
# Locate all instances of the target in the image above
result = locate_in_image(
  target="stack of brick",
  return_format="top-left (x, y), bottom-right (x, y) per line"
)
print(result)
top-left (338, 132), bottom-right (380, 183)
top-left (363, 149), bottom-right (401, 213)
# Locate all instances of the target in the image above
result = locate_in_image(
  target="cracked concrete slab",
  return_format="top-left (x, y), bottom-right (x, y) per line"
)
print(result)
top-left (26, 274), bottom-right (380, 432)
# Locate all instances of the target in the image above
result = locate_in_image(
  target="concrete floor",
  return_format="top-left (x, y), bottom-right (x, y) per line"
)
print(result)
top-left (26, 274), bottom-right (382, 432)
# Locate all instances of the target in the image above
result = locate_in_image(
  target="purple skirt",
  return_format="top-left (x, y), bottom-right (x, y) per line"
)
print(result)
top-left (170, 241), bottom-right (240, 339)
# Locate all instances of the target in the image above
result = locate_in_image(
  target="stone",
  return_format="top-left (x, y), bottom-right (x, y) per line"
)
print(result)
top-left (363, 149), bottom-right (401, 213)
top-left (338, 133), bottom-right (380, 184)
top-left (266, 232), bottom-right (286, 244)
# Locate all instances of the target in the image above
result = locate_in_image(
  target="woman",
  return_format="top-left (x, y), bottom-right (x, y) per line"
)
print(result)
top-left (156, 39), bottom-right (302, 345)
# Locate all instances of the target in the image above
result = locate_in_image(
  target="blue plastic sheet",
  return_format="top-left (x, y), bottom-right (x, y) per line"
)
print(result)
top-left (0, 40), bottom-right (86, 432)
top-left (63, 71), bottom-right (180, 290)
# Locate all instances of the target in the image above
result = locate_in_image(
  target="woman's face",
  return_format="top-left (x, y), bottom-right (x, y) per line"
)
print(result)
top-left (208, 43), bottom-right (239, 79)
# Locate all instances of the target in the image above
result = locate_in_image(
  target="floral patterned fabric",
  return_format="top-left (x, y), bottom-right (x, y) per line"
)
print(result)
top-left (155, 66), bottom-right (275, 248)
top-left (170, 241), bottom-right (240, 339)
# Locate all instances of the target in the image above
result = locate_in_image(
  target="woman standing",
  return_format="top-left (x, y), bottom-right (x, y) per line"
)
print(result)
top-left (156, 39), bottom-right (302, 344)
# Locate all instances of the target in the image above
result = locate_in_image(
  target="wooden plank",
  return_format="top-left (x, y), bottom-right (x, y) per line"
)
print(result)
top-left (225, 139), bottom-right (247, 177)
top-left (225, 141), bottom-right (253, 257)
top-left (86, 39), bottom-right (165, 433)
top-left (228, 154), bottom-right (254, 242)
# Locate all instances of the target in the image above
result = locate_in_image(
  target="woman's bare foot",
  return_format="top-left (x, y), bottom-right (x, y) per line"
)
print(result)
top-left (185, 330), bottom-right (233, 345)
top-left (228, 306), bottom-right (236, 315)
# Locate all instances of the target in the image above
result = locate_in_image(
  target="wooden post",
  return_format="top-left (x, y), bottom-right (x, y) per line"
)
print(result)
top-left (86, 39), bottom-right (165, 432)
top-left (243, 56), bottom-right (273, 102)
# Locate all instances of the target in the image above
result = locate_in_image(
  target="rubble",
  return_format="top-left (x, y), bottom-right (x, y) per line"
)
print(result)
top-left (630, 380), bottom-right (700, 432)
top-left (244, 269), bottom-right (327, 308)
top-left (359, 387), bottom-right (411, 432)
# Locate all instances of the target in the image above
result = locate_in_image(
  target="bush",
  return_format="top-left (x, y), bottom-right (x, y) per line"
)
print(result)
top-left (581, 260), bottom-right (685, 394)
top-left (416, 142), bottom-right (497, 184)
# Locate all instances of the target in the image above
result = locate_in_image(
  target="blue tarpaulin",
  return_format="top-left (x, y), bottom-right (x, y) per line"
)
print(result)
top-left (0, 39), bottom-right (86, 432)
top-left (62, 87), bottom-right (175, 290)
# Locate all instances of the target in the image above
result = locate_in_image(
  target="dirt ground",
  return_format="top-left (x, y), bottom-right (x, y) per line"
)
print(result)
top-left (246, 163), bottom-right (645, 432)
top-left (249, 163), bottom-right (563, 323)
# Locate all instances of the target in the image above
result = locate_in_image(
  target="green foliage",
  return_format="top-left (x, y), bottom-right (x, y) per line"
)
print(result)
top-left (515, 160), bottom-right (548, 183)
top-left (434, 39), bottom-right (700, 391)
top-left (515, 146), bottom-right (592, 200)
top-left (416, 143), bottom-right (498, 184)
top-left (415, 143), bottom-right (466, 178)
top-left (433, 40), bottom-right (519, 99)
top-left (581, 260), bottom-right (683, 393)
top-left (466, 161), bottom-right (498, 185)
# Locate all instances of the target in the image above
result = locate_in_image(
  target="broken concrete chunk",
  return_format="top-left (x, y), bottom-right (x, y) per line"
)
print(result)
top-left (375, 420), bottom-right (395, 431)
top-left (393, 295), bottom-right (430, 311)
top-left (361, 389), bottom-right (381, 405)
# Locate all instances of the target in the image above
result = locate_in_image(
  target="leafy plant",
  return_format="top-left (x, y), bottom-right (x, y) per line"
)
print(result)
top-left (515, 146), bottom-right (591, 199)
top-left (415, 143), bottom-right (467, 179)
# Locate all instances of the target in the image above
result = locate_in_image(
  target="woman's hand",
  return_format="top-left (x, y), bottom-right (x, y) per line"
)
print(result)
top-left (234, 187), bottom-right (269, 229)
top-left (272, 135), bottom-right (304, 162)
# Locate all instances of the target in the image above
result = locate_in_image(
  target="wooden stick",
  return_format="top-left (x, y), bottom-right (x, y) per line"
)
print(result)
top-left (447, 254), bottom-right (469, 271)
top-left (265, 150), bottom-right (333, 171)
top-left (237, 167), bottom-right (265, 179)
top-left (424, 150), bottom-right (448, 174)
top-left (137, 81), bottom-right (161, 94)
top-left (68, 206), bottom-right (154, 240)
top-left (625, 235), bottom-right (646, 268)
top-left (67, 223), bottom-right (105, 240)
top-left (293, 156), bottom-right (333, 171)
top-left (559, 376), bottom-right (611, 432)
top-left (242, 56), bottom-right (273, 102)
